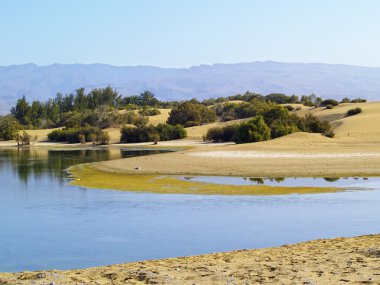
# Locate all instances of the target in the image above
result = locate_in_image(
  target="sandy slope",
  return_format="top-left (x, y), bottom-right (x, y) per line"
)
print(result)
top-left (83, 102), bottom-right (380, 177)
top-left (1, 234), bottom-right (379, 285)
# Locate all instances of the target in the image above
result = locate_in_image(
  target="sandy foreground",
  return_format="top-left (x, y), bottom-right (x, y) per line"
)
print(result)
top-left (0, 234), bottom-right (379, 285)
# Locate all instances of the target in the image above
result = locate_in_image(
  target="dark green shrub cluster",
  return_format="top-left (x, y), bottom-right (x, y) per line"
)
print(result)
top-left (350, 98), bottom-right (367, 103)
top-left (120, 124), bottom-right (186, 143)
top-left (59, 109), bottom-right (147, 129)
top-left (0, 116), bottom-right (22, 140)
top-left (48, 127), bottom-right (110, 144)
top-left (341, 97), bottom-right (367, 103)
top-left (206, 125), bottom-right (236, 142)
top-left (320, 99), bottom-right (339, 106)
top-left (325, 104), bottom-right (334, 109)
top-left (346, 107), bottom-right (362, 116)
top-left (206, 108), bottom-right (333, 144)
top-left (167, 102), bottom-right (216, 127)
top-left (138, 108), bottom-right (161, 116)
top-left (284, 105), bottom-right (294, 111)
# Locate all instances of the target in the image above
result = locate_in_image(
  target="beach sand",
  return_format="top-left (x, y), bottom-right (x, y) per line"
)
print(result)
top-left (0, 234), bottom-right (379, 284)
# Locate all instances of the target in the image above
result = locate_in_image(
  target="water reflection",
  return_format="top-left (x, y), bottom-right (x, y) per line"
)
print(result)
top-left (0, 148), bottom-right (170, 184)
top-left (183, 176), bottom-right (378, 188)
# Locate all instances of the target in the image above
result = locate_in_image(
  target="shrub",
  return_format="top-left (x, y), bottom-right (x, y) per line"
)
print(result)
top-left (155, 123), bottom-right (186, 141)
top-left (325, 104), bottom-right (334, 109)
top-left (206, 127), bottom-right (225, 142)
top-left (97, 131), bottom-right (111, 145)
top-left (320, 99), bottom-right (339, 106)
top-left (0, 116), bottom-right (22, 140)
top-left (346, 107), bottom-right (362, 116)
top-left (138, 108), bottom-right (161, 116)
top-left (120, 125), bottom-right (159, 143)
top-left (350, 98), bottom-right (366, 103)
top-left (78, 134), bottom-right (86, 144)
top-left (233, 116), bottom-right (271, 144)
top-left (303, 114), bottom-right (332, 134)
top-left (206, 125), bottom-right (237, 142)
top-left (48, 127), bottom-right (108, 144)
top-left (341, 97), bottom-right (351, 103)
top-left (323, 130), bottom-right (335, 138)
top-left (121, 123), bottom-right (186, 143)
top-left (284, 105), bottom-right (294, 111)
top-left (167, 102), bottom-right (216, 126)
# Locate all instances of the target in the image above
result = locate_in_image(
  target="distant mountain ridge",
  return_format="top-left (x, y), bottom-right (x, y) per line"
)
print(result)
top-left (1, 61), bottom-right (380, 114)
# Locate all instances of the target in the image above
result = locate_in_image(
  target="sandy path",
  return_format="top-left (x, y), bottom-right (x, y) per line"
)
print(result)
top-left (1, 234), bottom-right (379, 284)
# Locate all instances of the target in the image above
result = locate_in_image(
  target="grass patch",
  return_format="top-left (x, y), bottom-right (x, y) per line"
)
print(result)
top-left (69, 165), bottom-right (346, 196)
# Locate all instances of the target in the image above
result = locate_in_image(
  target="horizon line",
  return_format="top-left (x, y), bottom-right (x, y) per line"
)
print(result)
top-left (1, 60), bottom-right (380, 69)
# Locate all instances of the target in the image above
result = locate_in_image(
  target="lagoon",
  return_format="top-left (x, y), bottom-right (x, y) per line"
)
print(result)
top-left (0, 147), bottom-right (379, 272)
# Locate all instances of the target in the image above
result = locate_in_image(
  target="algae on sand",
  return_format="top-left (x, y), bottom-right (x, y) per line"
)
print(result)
top-left (69, 164), bottom-right (345, 196)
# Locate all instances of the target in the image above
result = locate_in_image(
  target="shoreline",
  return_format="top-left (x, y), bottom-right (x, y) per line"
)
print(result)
top-left (1, 234), bottom-right (379, 284)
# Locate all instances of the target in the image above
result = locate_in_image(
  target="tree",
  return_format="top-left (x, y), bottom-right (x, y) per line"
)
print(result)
top-left (0, 116), bottom-right (22, 140)
top-left (137, 91), bottom-right (159, 107)
top-left (10, 96), bottom-right (31, 125)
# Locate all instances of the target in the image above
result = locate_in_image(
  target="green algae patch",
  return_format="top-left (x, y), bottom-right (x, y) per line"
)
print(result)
top-left (68, 165), bottom-right (347, 196)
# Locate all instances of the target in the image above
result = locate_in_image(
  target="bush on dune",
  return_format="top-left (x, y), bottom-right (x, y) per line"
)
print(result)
top-left (48, 127), bottom-right (110, 144)
top-left (346, 107), bottom-right (362, 117)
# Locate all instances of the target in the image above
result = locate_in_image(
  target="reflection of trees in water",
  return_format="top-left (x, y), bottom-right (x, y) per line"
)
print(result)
top-left (323, 177), bottom-right (340, 182)
top-left (246, 177), bottom-right (285, 185)
top-left (0, 148), bottom-right (171, 184)
top-left (1, 148), bottom-right (113, 184)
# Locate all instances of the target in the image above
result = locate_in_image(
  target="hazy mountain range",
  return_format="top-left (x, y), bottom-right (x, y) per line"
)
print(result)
top-left (1, 61), bottom-right (380, 114)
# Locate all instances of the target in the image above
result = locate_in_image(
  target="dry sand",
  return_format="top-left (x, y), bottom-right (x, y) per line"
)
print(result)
top-left (0, 234), bottom-right (379, 284)
top-left (87, 132), bottom-right (380, 178)
top-left (82, 102), bottom-right (380, 178)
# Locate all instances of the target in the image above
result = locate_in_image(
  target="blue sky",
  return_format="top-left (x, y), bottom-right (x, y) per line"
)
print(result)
top-left (1, 0), bottom-right (379, 67)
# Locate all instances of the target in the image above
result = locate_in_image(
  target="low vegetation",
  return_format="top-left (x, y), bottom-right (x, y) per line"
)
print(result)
top-left (167, 102), bottom-right (216, 127)
top-left (206, 105), bottom-right (333, 143)
top-left (48, 127), bottom-right (110, 144)
top-left (5, 88), bottom-right (363, 144)
top-left (346, 107), bottom-right (362, 117)
top-left (120, 124), bottom-right (186, 143)
top-left (0, 116), bottom-right (21, 140)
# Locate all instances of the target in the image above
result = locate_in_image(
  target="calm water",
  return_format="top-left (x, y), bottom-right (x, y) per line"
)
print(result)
top-left (1, 147), bottom-right (380, 272)
top-left (182, 176), bottom-right (379, 188)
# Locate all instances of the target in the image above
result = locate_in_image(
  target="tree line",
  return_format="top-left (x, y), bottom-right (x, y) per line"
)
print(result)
top-left (1, 87), bottom-right (367, 144)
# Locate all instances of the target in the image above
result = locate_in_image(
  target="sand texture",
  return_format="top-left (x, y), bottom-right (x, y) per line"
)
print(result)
top-left (0, 234), bottom-right (379, 284)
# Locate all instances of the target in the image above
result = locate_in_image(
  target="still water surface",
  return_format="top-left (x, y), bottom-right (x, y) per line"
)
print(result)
top-left (0, 147), bottom-right (379, 272)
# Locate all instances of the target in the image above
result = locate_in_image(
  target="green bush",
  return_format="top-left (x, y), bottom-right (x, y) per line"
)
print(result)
top-left (121, 123), bottom-right (186, 143)
top-left (350, 98), bottom-right (366, 103)
top-left (139, 108), bottom-right (161, 116)
top-left (233, 116), bottom-right (271, 144)
top-left (206, 125), bottom-right (236, 142)
top-left (48, 127), bottom-right (109, 144)
top-left (167, 102), bottom-right (216, 126)
top-left (0, 116), bottom-right (22, 140)
top-left (155, 123), bottom-right (186, 141)
top-left (320, 99), bottom-right (339, 106)
top-left (120, 125), bottom-right (159, 143)
top-left (325, 104), bottom-right (334, 109)
top-left (346, 107), bottom-right (362, 116)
